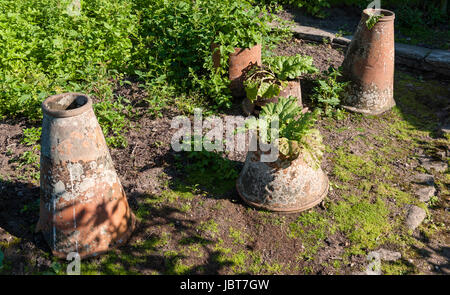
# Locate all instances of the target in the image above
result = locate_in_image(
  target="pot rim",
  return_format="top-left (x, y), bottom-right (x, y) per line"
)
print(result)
top-left (211, 42), bottom-right (261, 51)
top-left (236, 178), bottom-right (329, 213)
top-left (231, 43), bottom-right (261, 55)
top-left (42, 92), bottom-right (92, 118)
top-left (362, 8), bottom-right (395, 21)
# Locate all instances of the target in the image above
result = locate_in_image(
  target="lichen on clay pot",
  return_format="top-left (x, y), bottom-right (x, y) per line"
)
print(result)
top-left (37, 93), bottom-right (136, 259)
top-left (236, 97), bottom-right (329, 213)
top-left (342, 8), bottom-right (396, 115)
top-left (242, 54), bottom-right (318, 116)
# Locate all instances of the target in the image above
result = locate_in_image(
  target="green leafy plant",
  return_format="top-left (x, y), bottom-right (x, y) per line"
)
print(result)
top-left (244, 66), bottom-right (286, 103)
top-left (183, 136), bottom-right (238, 182)
top-left (21, 127), bottom-right (42, 147)
top-left (246, 97), bottom-right (324, 164)
top-left (254, 0), bottom-right (331, 18)
top-left (94, 95), bottom-right (132, 148)
top-left (0, 0), bottom-right (290, 121)
top-left (206, 1), bottom-right (287, 107)
top-left (244, 55), bottom-right (317, 102)
top-left (0, 0), bottom-right (137, 120)
top-left (311, 67), bottom-right (349, 117)
top-left (366, 13), bottom-right (384, 30)
top-left (212, 2), bottom-right (270, 52)
top-left (265, 54), bottom-right (318, 81)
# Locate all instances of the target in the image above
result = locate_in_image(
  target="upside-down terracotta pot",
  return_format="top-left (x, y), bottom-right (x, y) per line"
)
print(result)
top-left (242, 79), bottom-right (302, 116)
top-left (36, 93), bottom-right (135, 259)
top-left (342, 9), bottom-right (396, 115)
top-left (236, 146), bottom-right (329, 213)
top-left (212, 43), bottom-right (262, 98)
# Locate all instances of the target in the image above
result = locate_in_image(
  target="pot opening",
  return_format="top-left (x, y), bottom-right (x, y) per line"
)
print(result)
top-left (364, 8), bottom-right (395, 20)
top-left (46, 93), bottom-right (88, 111)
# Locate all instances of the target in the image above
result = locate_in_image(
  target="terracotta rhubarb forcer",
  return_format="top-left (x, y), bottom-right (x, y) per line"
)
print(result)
top-left (242, 79), bottom-right (302, 116)
top-left (236, 147), bottom-right (329, 213)
top-left (342, 9), bottom-right (396, 115)
top-left (212, 43), bottom-right (262, 98)
top-left (37, 93), bottom-right (135, 259)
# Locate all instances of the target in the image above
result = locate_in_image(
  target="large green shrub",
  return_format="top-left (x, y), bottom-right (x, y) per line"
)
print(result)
top-left (0, 0), bottom-right (137, 120)
top-left (0, 0), bottom-right (289, 120)
top-left (134, 0), bottom-right (286, 108)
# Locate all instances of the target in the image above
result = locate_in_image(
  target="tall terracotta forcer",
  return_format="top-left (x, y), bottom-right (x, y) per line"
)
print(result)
top-left (36, 93), bottom-right (135, 259)
top-left (212, 43), bottom-right (262, 98)
top-left (342, 9), bottom-right (396, 115)
top-left (236, 145), bottom-right (329, 213)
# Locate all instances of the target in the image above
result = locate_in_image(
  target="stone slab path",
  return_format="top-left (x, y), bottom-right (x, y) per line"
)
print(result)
top-left (284, 24), bottom-right (450, 77)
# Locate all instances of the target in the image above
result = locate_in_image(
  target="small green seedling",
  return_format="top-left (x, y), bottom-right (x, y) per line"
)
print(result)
top-left (366, 13), bottom-right (384, 30)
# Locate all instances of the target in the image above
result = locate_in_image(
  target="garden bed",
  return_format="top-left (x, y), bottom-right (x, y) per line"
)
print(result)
top-left (0, 37), bottom-right (448, 275)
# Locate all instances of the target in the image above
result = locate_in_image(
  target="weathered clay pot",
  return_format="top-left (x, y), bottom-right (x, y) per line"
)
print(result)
top-left (37, 93), bottom-right (135, 259)
top-left (236, 147), bottom-right (329, 213)
top-left (212, 43), bottom-right (262, 98)
top-left (342, 9), bottom-right (396, 115)
top-left (242, 80), bottom-right (302, 116)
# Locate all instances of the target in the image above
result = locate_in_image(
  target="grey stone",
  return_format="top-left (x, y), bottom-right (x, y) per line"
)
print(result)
top-left (405, 206), bottom-right (427, 231)
top-left (334, 35), bottom-right (352, 46)
top-left (395, 43), bottom-right (432, 61)
top-left (425, 50), bottom-right (450, 76)
top-left (419, 156), bottom-right (448, 173)
top-left (291, 25), bottom-right (335, 43)
top-left (370, 248), bottom-right (402, 262)
top-left (415, 186), bottom-right (436, 202)
top-left (412, 173), bottom-right (435, 185)
top-left (395, 43), bottom-right (432, 70)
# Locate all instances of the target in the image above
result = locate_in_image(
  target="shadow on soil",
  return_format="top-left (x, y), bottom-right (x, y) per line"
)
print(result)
top-left (393, 71), bottom-right (450, 138)
top-left (88, 185), bottom-right (245, 275)
top-left (0, 180), bottom-right (51, 260)
top-left (0, 177), bottom-right (243, 274)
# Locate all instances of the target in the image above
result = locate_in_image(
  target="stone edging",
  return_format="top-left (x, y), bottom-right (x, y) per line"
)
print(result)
top-left (289, 24), bottom-right (450, 77)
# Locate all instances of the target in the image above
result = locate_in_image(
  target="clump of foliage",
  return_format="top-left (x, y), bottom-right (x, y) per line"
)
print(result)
top-left (265, 54), bottom-right (318, 81)
top-left (0, 1), bottom-right (288, 116)
top-left (253, 0), bottom-right (331, 18)
top-left (136, 0), bottom-right (289, 109)
top-left (0, 0), bottom-right (137, 120)
top-left (0, 0), bottom-right (290, 149)
top-left (21, 127), bottom-right (41, 147)
top-left (246, 97), bottom-right (324, 164)
top-left (244, 66), bottom-right (286, 103)
top-left (311, 67), bottom-right (349, 117)
top-left (244, 54), bottom-right (317, 102)
top-left (366, 12), bottom-right (384, 30)
top-left (212, 2), bottom-right (272, 57)
top-left (185, 149), bottom-right (238, 182)
top-left (174, 135), bottom-right (239, 194)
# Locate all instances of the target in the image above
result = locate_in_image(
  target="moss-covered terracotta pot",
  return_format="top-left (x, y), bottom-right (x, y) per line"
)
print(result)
top-left (236, 145), bottom-right (328, 213)
top-left (342, 9), bottom-right (396, 115)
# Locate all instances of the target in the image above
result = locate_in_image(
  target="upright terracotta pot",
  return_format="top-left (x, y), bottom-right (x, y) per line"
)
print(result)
top-left (36, 93), bottom-right (135, 259)
top-left (212, 43), bottom-right (262, 98)
top-left (342, 9), bottom-right (396, 115)
top-left (236, 146), bottom-right (329, 213)
top-left (242, 79), bottom-right (303, 115)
